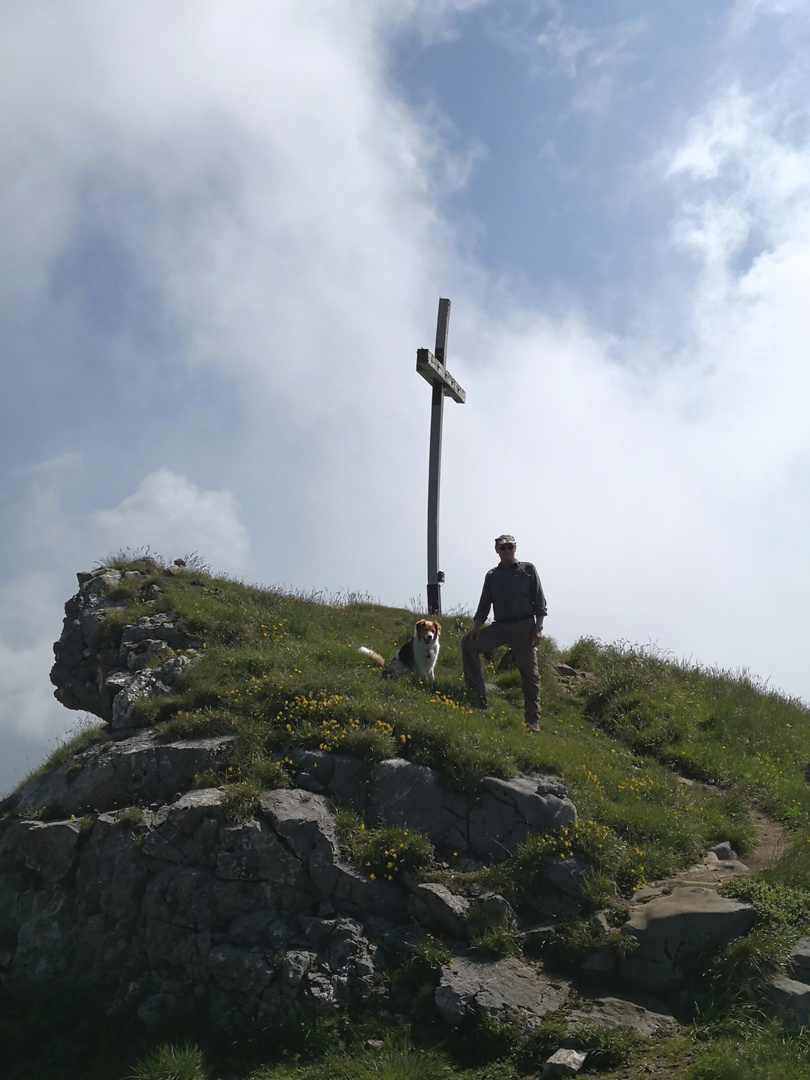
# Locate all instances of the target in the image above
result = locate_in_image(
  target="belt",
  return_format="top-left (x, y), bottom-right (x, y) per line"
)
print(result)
top-left (495, 616), bottom-right (534, 623)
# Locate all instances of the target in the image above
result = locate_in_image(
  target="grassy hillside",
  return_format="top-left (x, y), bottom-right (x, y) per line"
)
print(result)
top-left (7, 553), bottom-right (810, 1079)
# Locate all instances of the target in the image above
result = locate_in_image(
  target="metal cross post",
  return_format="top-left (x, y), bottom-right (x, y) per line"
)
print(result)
top-left (416, 298), bottom-right (466, 615)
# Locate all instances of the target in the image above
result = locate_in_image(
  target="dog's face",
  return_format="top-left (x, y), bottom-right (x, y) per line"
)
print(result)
top-left (415, 619), bottom-right (441, 645)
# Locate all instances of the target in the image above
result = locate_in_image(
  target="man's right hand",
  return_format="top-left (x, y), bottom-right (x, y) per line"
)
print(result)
top-left (462, 622), bottom-right (483, 643)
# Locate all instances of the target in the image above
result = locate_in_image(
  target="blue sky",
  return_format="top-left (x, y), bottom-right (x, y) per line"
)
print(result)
top-left (3, 0), bottom-right (810, 794)
top-left (392, 2), bottom-right (741, 328)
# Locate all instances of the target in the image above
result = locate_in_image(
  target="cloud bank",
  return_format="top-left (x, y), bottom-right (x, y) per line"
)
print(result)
top-left (3, 0), bottom-right (810, 794)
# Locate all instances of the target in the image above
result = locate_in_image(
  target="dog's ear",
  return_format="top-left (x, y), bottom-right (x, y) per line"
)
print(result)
top-left (433, 621), bottom-right (441, 634)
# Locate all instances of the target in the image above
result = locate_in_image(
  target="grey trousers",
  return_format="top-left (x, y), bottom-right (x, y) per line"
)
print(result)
top-left (462, 617), bottom-right (541, 725)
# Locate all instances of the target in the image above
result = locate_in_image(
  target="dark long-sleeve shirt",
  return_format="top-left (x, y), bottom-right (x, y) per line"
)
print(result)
top-left (473, 560), bottom-right (547, 627)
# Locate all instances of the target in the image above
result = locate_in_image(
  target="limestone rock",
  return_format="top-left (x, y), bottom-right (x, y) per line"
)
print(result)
top-left (407, 882), bottom-right (470, 938)
top-left (710, 841), bottom-right (737, 861)
top-left (0, 819), bottom-right (82, 883)
top-left (787, 936), bottom-right (810, 984)
top-left (435, 956), bottom-right (571, 1029)
top-left (8, 731), bottom-right (235, 817)
top-left (543, 1048), bottom-right (587, 1078)
top-left (110, 654), bottom-right (196, 729)
top-left (544, 854), bottom-right (590, 898)
top-left (367, 759), bottom-right (468, 852)
top-left (469, 773), bottom-right (577, 861)
top-left (566, 994), bottom-right (675, 1037)
top-left (367, 759), bottom-right (577, 862)
top-left (621, 887), bottom-right (755, 990)
top-left (767, 974), bottom-right (810, 1033)
top-left (50, 574), bottom-right (200, 725)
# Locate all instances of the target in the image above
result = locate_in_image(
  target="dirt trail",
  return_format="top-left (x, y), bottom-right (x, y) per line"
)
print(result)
top-left (641, 797), bottom-right (790, 894)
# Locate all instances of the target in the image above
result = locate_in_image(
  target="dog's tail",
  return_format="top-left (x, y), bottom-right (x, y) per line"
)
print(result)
top-left (358, 646), bottom-right (385, 668)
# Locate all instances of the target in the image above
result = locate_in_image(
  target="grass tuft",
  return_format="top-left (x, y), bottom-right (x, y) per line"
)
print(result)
top-left (129, 1041), bottom-right (207, 1080)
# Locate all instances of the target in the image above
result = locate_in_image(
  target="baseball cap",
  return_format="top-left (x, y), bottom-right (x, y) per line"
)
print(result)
top-left (495, 534), bottom-right (516, 547)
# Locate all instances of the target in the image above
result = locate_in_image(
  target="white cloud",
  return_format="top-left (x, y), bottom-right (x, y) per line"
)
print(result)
top-left (90, 469), bottom-right (251, 577)
top-left (532, 2), bottom-right (644, 114)
top-left (4, 0), bottom-right (810, 799)
top-left (668, 86), bottom-right (753, 182)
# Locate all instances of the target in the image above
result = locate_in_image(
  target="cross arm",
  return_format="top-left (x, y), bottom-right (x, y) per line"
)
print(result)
top-left (416, 349), bottom-right (466, 404)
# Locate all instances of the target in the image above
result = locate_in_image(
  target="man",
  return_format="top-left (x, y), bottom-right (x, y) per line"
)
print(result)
top-left (461, 534), bottom-right (547, 731)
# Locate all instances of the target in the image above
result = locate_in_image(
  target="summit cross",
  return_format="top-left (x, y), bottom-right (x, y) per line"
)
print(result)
top-left (416, 297), bottom-right (466, 615)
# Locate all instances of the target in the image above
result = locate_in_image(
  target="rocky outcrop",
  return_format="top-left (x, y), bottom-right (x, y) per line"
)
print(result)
top-left (50, 567), bottom-right (200, 726)
top-left (1, 787), bottom-right (394, 1026)
top-left (5, 731), bottom-right (236, 818)
top-left (299, 750), bottom-right (576, 860)
top-left (6, 737), bottom-right (575, 864)
top-left (0, 747), bottom-right (586, 1028)
top-left (0, 568), bottom-right (774, 1045)
top-left (0, 569), bottom-right (585, 1030)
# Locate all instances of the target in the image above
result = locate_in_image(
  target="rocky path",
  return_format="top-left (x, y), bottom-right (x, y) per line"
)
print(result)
top-left (635, 798), bottom-right (789, 897)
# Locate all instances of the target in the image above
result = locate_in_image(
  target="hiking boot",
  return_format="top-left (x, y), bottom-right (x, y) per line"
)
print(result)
top-left (525, 720), bottom-right (540, 732)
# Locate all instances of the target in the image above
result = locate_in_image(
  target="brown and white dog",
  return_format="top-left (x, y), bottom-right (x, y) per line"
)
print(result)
top-left (359, 619), bottom-right (441, 682)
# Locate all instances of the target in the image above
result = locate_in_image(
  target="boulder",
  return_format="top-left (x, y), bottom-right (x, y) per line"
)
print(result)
top-left (620, 887), bottom-right (755, 990)
top-left (407, 882), bottom-right (470, 938)
top-left (542, 1048), bottom-right (587, 1078)
top-left (767, 975), bottom-right (810, 1033)
top-left (367, 759), bottom-right (577, 862)
top-left (367, 759), bottom-right (468, 852)
top-left (565, 994), bottom-right (675, 1036)
top-left (469, 774), bottom-right (577, 861)
top-left (434, 956), bottom-right (571, 1029)
top-left (0, 819), bottom-right (82, 883)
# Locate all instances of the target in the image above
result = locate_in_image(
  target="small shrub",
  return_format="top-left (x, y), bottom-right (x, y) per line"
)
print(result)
top-left (448, 1013), bottom-right (522, 1067)
top-left (467, 901), bottom-right (518, 958)
top-left (353, 823), bottom-right (434, 882)
top-left (335, 1035), bottom-right (451, 1080)
top-left (129, 1041), bottom-right (206, 1080)
top-left (507, 820), bottom-right (645, 899)
top-left (571, 1024), bottom-right (643, 1069)
top-left (220, 778), bottom-right (263, 823)
top-left (538, 916), bottom-right (637, 971)
top-left (563, 636), bottom-right (602, 672)
top-left (513, 1017), bottom-right (569, 1071)
top-left (159, 707), bottom-right (238, 741)
top-left (119, 805), bottom-right (144, 828)
top-left (104, 548), bottom-right (166, 573)
top-left (578, 869), bottom-right (620, 912)
top-left (247, 1006), bottom-right (345, 1064)
top-left (469, 924), bottom-right (517, 958)
top-left (247, 757), bottom-right (292, 790)
top-left (91, 604), bottom-right (141, 649)
top-left (333, 803), bottom-right (364, 856)
top-left (390, 933), bottom-right (452, 991)
top-left (192, 769), bottom-right (220, 790)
